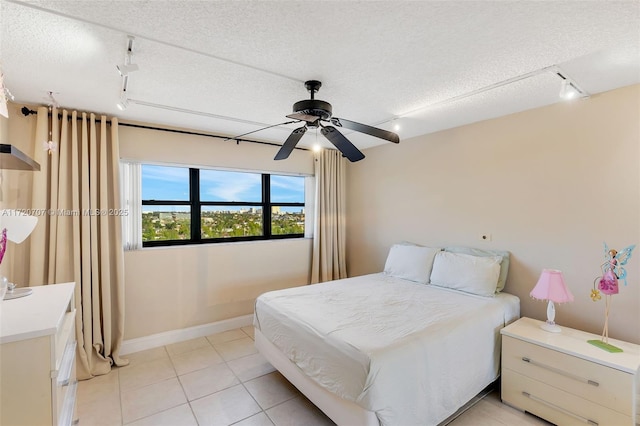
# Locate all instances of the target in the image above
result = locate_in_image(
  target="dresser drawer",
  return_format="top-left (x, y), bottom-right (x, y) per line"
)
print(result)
top-left (502, 369), bottom-right (632, 426)
top-left (57, 380), bottom-right (77, 426)
top-left (0, 283), bottom-right (77, 426)
top-left (54, 310), bottom-right (75, 370)
top-left (503, 336), bottom-right (632, 415)
top-left (54, 340), bottom-right (77, 425)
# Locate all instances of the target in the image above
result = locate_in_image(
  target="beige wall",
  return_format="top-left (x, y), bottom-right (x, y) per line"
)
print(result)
top-left (5, 86), bottom-right (639, 345)
top-left (119, 123), bottom-right (314, 339)
top-left (346, 84), bottom-right (640, 344)
top-left (2, 109), bottom-right (315, 340)
top-left (124, 238), bottom-right (311, 339)
top-left (118, 123), bottom-right (313, 175)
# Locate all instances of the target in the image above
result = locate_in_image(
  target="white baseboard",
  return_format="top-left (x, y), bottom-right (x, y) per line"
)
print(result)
top-left (120, 314), bottom-right (254, 355)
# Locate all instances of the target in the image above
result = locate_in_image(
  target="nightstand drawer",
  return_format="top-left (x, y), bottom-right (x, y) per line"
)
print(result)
top-left (503, 369), bottom-right (632, 426)
top-left (503, 336), bottom-right (632, 415)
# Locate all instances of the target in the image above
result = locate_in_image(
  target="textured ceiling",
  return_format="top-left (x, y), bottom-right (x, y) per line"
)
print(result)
top-left (1, 0), bottom-right (639, 153)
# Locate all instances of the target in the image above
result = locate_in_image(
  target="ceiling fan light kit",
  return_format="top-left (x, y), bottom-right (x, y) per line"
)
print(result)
top-left (272, 80), bottom-right (400, 162)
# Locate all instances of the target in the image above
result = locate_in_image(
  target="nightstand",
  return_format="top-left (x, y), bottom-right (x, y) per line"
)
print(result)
top-left (501, 317), bottom-right (640, 426)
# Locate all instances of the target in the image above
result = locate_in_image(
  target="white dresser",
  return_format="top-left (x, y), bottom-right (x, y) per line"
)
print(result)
top-left (0, 282), bottom-right (77, 426)
top-left (501, 317), bottom-right (640, 426)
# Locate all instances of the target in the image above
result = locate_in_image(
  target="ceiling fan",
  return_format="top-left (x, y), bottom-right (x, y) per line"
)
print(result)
top-left (274, 80), bottom-right (400, 162)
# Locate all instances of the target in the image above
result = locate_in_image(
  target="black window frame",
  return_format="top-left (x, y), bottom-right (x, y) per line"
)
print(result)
top-left (142, 166), bottom-right (305, 247)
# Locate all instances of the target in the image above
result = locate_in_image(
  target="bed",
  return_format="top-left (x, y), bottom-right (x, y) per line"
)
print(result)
top-left (254, 244), bottom-right (520, 426)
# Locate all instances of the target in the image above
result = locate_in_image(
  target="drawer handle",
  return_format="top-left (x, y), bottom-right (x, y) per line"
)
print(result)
top-left (521, 357), bottom-right (599, 387)
top-left (522, 391), bottom-right (598, 425)
top-left (57, 340), bottom-right (77, 386)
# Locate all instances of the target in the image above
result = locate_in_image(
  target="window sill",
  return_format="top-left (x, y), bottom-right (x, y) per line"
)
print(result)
top-left (130, 237), bottom-right (313, 252)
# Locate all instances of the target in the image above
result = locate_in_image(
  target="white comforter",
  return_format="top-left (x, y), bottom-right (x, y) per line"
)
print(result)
top-left (254, 273), bottom-right (520, 426)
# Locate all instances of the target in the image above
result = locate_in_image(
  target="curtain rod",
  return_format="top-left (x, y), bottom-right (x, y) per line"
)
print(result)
top-left (20, 106), bottom-right (307, 151)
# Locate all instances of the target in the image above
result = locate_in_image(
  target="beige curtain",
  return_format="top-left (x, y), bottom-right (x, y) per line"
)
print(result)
top-left (311, 149), bottom-right (348, 283)
top-left (29, 107), bottom-right (128, 380)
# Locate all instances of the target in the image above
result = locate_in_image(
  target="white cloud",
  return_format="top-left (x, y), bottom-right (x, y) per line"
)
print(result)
top-left (142, 165), bottom-right (189, 182)
top-left (271, 176), bottom-right (304, 201)
top-left (201, 170), bottom-right (261, 201)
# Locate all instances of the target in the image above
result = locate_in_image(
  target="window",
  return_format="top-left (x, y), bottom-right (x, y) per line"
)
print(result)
top-left (140, 164), bottom-right (306, 247)
top-left (141, 165), bottom-right (191, 243)
top-left (270, 175), bottom-right (305, 236)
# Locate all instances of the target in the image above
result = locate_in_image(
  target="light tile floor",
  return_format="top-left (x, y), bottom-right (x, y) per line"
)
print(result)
top-left (77, 326), bottom-right (549, 426)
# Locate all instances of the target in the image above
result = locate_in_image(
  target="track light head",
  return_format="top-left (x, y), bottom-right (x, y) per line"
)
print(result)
top-left (116, 63), bottom-right (139, 76)
top-left (4, 87), bottom-right (15, 101)
top-left (117, 35), bottom-right (139, 76)
top-left (391, 117), bottom-right (401, 132)
top-left (116, 97), bottom-right (129, 111)
top-left (45, 91), bottom-right (60, 108)
top-left (559, 79), bottom-right (580, 100)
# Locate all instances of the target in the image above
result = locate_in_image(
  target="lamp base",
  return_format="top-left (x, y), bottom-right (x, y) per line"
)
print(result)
top-left (3, 287), bottom-right (33, 300)
top-left (540, 322), bottom-right (562, 333)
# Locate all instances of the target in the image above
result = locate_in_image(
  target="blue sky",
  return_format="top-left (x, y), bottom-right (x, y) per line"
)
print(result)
top-left (141, 165), bottom-right (304, 203)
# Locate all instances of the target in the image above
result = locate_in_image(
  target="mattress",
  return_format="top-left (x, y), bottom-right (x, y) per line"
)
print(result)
top-left (254, 272), bottom-right (520, 426)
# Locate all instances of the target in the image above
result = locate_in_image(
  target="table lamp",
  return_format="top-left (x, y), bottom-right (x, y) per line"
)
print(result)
top-left (530, 269), bottom-right (574, 332)
top-left (0, 210), bottom-right (38, 300)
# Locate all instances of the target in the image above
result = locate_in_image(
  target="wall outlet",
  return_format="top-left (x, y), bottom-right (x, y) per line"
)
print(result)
top-left (480, 233), bottom-right (492, 241)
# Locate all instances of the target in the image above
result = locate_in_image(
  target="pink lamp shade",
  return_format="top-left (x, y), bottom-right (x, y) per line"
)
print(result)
top-left (530, 269), bottom-right (574, 303)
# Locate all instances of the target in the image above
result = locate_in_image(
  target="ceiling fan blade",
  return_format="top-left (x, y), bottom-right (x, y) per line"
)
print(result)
top-left (286, 112), bottom-right (320, 123)
top-left (320, 125), bottom-right (365, 162)
top-left (274, 126), bottom-right (307, 160)
top-left (330, 117), bottom-right (400, 144)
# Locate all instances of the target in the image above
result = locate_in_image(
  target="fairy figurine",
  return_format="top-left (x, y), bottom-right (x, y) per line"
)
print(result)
top-left (589, 243), bottom-right (635, 352)
top-left (599, 243), bottom-right (635, 293)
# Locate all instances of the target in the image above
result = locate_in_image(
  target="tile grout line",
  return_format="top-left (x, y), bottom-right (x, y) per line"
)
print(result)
top-left (85, 328), bottom-right (279, 426)
top-left (218, 328), bottom-right (272, 426)
top-left (212, 328), bottom-right (298, 425)
top-left (219, 326), bottom-right (300, 426)
top-left (229, 329), bottom-right (302, 426)
top-left (117, 363), bottom-right (124, 425)
top-left (120, 335), bottom-right (226, 425)
top-left (237, 326), bottom-right (309, 424)
top-left (120, 345), bottom-right (180, 425)
top-left (181, 335), bottom-right (224, 425)
top-left (165, 344), bottom-right (200, 426)
top-left (180, 328), bottom-right (268, 425)
top-left (80, 328), bottom-right (542, 426)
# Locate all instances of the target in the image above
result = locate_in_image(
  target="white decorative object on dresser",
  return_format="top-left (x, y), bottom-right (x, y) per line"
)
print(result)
top-left (501, 317), bottom-right (640, 426)
top-left (0, 282), bottom-right (77, 426)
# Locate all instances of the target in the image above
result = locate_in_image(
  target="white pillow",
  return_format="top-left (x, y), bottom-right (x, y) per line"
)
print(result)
top-left (445, 246), bottom-right (510, 292)
top-left (430, 251), bottom-right (502, 297)
top-left (384, 244), bottom-right (442, 284)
